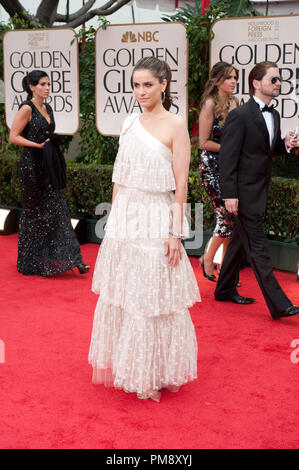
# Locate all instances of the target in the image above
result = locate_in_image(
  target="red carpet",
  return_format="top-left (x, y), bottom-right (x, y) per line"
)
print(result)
top-left (0, 234), bottom-right (298, 449)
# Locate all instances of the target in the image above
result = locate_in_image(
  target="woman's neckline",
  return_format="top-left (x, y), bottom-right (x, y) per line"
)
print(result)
top-left (30, 100), bottom-right (51, 125)
top-left (137, 114), bottom-right (172, 153)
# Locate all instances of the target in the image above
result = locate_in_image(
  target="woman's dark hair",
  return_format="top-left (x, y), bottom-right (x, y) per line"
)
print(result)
top-left (248, 61), bottom-right (278, 96)
top-left (132, 57), bottom-right (173, 111)
top-left (200, 61), bottom-right (239, 121)
top-left (22, 70), bottom-right (49, 100)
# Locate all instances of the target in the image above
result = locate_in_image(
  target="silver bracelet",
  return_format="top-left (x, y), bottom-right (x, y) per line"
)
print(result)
top-left (169, 230), bottom-right (184, 238)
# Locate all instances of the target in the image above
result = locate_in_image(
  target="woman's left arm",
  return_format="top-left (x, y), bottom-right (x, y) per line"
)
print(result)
top-left (164, 117), bottom-right (190, 267)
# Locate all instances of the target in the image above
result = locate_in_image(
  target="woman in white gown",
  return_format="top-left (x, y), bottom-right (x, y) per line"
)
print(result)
top-left (89, 57), bottom-right (200, 402)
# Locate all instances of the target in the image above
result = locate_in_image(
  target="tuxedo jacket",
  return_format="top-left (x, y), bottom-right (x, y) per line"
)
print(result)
top-left (219, 97), bottom-right (286, 214)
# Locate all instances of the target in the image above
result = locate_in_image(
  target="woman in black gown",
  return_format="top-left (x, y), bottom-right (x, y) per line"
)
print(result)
top-left (9, 70), bottom-right (89, 276)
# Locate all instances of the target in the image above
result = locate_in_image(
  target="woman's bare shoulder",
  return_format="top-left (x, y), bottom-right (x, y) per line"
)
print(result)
top-left (18, 103), bottom-right (32, 116)
top-left (167, 112), bottom-right (187, 130)
top-left (20, 103), bottom-right (32, 111)
top-left (13, 103), bottom-right (32, 124)
top-left (201, 97), bottom-right (215, 111)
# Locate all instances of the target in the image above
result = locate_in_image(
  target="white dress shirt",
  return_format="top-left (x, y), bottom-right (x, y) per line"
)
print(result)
top-left (253, 95), bottom-right (274, 147)
top-left (253, 96), bottom-right (290, 153)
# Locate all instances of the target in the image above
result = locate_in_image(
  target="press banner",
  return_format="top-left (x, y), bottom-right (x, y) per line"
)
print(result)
top-left (3, 28), bottom-right (79, 134)
top-left (95, 22), bottom-right (188, 136)
top-left (210, 15), bottom-right (299, 136)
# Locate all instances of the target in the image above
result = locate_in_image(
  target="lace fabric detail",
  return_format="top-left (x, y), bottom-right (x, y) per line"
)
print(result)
top-left (92, 236), bottom-right (200, 317)
top-left (88, 300), bottom-right (198, 395)
top-left (105, 186), bottom-right (190, 241)
top-left (112, 114), bottom-right (176, 193)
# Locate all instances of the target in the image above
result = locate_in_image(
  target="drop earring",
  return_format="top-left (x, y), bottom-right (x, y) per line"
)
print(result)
top-left (162, 91), bottom-right (165, 102)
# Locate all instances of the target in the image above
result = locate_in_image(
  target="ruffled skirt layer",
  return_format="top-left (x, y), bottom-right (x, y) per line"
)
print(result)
top-left (88, 300), bottom-right (198, 394)
top-left (92, 237), bottom-right (200, 318)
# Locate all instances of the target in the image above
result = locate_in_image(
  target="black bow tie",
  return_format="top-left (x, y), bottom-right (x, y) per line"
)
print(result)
top-left (261, 104), bottom-right (274, 113)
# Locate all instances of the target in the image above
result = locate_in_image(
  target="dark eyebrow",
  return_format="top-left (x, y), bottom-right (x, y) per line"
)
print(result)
top-left (134, 81), bottom-right (153, 85)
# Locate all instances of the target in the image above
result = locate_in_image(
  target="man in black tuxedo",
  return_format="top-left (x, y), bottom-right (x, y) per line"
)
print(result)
top-left (214, 61), bottom-right (299, 319)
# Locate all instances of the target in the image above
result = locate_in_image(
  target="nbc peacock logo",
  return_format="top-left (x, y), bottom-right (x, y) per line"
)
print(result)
top-left (121, 32), bottom-right (137, 43)
top-left (121, 31), bottom-right (159, 43)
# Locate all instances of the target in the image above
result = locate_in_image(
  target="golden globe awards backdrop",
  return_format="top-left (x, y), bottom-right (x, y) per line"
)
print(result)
top-left (96, 22), bottom-right (188, 136)
top-left (211, 15), bottom-right (299, 136)
top-left (3, 29), bottom-right (79, 134)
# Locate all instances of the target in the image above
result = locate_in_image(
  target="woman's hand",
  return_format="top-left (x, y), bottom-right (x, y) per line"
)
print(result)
top-left (164, 235), bottom-right (183, 267)
top-left (38, 138), bottom-right (50, 149)
top-left (225, 198), bottom-right (239, 216)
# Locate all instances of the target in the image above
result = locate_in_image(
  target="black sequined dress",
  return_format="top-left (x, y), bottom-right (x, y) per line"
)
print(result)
top-left (200, 115), bottom-right (235, 237)
top-left (17, 100), bottom-right (83, 276)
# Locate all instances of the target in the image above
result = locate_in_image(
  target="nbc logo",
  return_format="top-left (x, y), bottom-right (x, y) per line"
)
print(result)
top-left (121, 32), bottom-right (137, 43)
top-left (121, 31), bottom-right (159, 43)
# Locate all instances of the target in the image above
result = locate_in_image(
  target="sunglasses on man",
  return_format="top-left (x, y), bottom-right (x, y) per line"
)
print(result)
top-left (271, 76), bottom-right (281, 84)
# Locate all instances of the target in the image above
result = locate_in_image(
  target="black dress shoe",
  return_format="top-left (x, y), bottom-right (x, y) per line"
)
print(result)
top-left (77, 264), bottom-right (90, 274)
top-left (215, 293), bottom-right (255, 304)
top-left (276, 305), bottom-right (299, 318)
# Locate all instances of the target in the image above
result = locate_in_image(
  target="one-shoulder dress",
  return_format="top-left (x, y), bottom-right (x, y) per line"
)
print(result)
top-left (89, 113), bottom-right (201, 397)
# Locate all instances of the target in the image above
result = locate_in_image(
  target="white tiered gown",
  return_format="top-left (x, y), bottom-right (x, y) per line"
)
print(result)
top-left (89, 113), bottom-right (201, 396)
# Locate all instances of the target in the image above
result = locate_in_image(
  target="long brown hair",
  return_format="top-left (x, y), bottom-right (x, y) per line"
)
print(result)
top-left (132, 57), bottom-right (173, 111)
top-left (200, 61), bottom-right (239, 121)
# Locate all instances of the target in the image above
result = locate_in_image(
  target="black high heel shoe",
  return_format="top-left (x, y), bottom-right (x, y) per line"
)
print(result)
top-left (199, 256), bottom-right (216, 282)
top-left (77, 264), bottom-right (90, 274)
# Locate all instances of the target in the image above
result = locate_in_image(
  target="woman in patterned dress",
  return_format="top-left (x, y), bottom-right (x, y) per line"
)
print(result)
top-left (198, 62), bottom-right (239, 282)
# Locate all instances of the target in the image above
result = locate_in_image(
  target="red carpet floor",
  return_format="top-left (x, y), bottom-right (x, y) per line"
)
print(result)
top-left (0, 234), bottom-right (298, 449)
